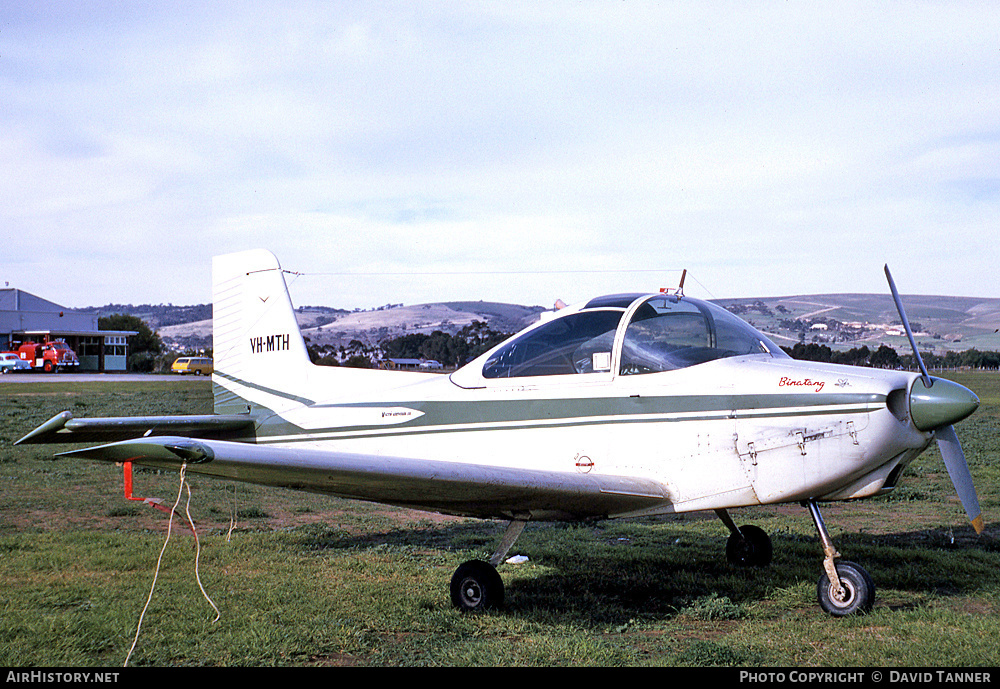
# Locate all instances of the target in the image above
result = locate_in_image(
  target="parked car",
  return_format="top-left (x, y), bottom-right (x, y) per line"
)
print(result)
top-left (0, 352), bottom-right (32, 374)
top-left (171, 356), bottom-right (214, 375)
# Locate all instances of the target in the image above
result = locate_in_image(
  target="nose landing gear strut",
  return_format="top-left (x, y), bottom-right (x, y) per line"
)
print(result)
top-left (805, 499), bottom-right (875, 616)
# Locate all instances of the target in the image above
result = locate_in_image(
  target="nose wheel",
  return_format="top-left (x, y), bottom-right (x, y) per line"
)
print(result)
top-left (805, 499), bottom-right (875, 616)
top-left (817, 560), bottom-right (875, 616)
top-left (717, 503), bottom-right (875, 616)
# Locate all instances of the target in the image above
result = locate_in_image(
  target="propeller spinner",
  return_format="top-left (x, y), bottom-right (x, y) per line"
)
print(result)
top-left (884, 265), bottom-right (983, 534)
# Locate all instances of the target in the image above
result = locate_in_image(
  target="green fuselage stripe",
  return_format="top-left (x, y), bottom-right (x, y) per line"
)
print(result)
top-left (250, 393), bottom-right (883, 444)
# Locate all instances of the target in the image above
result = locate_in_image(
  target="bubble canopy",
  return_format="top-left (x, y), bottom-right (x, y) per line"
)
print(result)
top-left (478, 293), bottom-right (787, 380)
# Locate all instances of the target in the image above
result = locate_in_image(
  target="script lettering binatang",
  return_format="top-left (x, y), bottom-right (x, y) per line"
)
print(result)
top-left (779, 376), bottom-right (825, 392)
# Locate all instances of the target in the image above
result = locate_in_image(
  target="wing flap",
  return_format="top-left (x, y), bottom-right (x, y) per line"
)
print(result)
top-left (15, 412), bottom-right (256, 445)
top-left (58, 436), bottom-right (671, 521)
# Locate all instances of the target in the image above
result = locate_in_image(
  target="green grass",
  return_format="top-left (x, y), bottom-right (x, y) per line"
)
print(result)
top-left (1, 374), bottom-right (999, 666)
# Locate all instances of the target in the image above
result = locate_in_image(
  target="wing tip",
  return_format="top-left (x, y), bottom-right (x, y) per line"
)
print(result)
top-left (15, 411), bottom-right (73, 445)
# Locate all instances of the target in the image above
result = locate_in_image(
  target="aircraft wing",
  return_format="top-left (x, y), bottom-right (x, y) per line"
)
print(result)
top-left (55, 436), bottom-right (670, 521)
top-left (15, 411), bottom-right (257, 445)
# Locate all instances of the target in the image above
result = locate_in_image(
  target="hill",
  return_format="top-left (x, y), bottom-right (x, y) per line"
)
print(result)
top-left (93, 303), bottom-right (212, 329)
top-left (297, 301), bottom-right (544, 350)
top-left (127, 301), bottom-right (545, 353)
top-left (717, 294), bottom-right (1000, 354)
top-left (95, 293), bottom-right (1000, 357)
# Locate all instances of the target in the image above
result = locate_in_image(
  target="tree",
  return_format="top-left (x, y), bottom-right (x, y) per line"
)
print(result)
top-left (379, 321), bottom-right (512, 369)
top-left (783, 342), bottom-right (833, 363)
top-left (869, 344), bottom-right (900, 369)
top-left (383, 333), bottom-right (430, 360)
top-left (832, 345), bottom-right (871, 367)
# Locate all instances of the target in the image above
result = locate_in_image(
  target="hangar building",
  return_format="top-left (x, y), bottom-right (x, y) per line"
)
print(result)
top-left (1, 288), bottom-right (137, 372)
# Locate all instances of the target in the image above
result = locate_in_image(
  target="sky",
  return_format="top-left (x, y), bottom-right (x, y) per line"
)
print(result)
top-left (3, 1), bottom-right (999, 311)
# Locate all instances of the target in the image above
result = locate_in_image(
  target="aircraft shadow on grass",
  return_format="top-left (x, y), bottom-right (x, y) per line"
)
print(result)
top-left (292, 518), bottom-right (997, 620)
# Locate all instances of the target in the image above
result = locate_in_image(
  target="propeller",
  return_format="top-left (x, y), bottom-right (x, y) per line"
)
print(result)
top-left (885, 265), bottom-right (983, 534)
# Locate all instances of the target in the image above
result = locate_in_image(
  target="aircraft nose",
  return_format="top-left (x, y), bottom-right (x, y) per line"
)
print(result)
top-left (909, 377), bottom-right (980, 432)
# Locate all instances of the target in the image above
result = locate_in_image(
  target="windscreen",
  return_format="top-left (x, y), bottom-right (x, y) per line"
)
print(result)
top-left (619, 296), bottom-right (785, 374)
top-left (483, 310), bottom-right (624, 378)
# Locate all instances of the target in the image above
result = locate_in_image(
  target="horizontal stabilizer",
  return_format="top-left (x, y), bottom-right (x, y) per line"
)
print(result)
top-left (15, 411), bottom-right (256, 445)
top-left (56, 436), bottom-right (670, 521)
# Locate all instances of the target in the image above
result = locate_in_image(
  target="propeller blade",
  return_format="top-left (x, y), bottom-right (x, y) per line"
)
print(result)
top-left (885, 265), bottom-right (983, 533)
top-left (884, 264), bottom-right (932, 386)
top-left (936, 424), bottom-right (984, 534)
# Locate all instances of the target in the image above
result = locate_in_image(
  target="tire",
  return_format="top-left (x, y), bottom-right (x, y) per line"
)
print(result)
top-left (726, 525), bottom-right (773, 567)
top-left (817, 561), bottom-right (875, 616)
top-left (450, 560), bottom-right (504, 612)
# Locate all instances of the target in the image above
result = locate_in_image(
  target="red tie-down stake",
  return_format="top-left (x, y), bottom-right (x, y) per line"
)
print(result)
top-left (122, 460), bottom-right (186, 522)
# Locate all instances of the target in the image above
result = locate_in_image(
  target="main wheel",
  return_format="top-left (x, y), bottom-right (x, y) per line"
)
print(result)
top-left (450, 560), bottom-right (504, 612)
top-left (726, 525), bottom-right (773, 567)
top-left (817, 560), bottom-right (875, 616)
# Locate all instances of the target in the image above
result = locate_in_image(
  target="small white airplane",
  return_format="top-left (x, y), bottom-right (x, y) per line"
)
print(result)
top-left (17, 250), bottom-right (982, 616)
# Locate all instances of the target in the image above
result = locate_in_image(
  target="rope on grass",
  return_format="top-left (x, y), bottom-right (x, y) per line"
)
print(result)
top-left (226, 482), bottom-right (238, 543)
top-left (184, 471), bottom-right (221, 625)
top-left (123, 464), bottom-right (220, 667)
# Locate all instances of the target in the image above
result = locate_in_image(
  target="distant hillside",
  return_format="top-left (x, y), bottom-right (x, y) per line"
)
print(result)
top-left (98, 293), bottom-right (1000, 356)
top-left (716, 294), bottom-right (1000, 354)
top-left (299, 301), bottom-right (545, 350)
top-left (130, 301), bottom-right (545, 352)
top-left (92, 303), bottom-right (212, 329)
top-left (438, 301), bottom-right (548, 334)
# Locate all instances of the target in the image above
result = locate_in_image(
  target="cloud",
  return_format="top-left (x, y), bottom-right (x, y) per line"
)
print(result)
top-left (2, 1), bottom-right (999, 309)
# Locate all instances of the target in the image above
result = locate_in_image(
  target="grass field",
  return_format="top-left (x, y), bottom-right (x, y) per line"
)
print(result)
top-left (1, 374), bottom-right (998, 667)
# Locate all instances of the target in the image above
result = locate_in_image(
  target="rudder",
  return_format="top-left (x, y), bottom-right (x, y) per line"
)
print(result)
top-left (212, 249), bottom-right (312, 415)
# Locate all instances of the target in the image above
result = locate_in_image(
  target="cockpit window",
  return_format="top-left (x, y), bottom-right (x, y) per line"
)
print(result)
top-left (619, 296), bottom-right (784, 374)
top-left (483, 310), bottom-right (623, 378)
top-left (474, 294), bottom-right (785, 382)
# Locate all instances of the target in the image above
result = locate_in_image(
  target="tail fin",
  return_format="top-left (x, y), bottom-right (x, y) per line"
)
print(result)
top-left (212, 249), bottom-right (313, 415)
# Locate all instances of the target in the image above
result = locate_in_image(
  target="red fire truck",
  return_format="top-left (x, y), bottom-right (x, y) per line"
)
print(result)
top-left (4, 340), bottom-right (80, 373)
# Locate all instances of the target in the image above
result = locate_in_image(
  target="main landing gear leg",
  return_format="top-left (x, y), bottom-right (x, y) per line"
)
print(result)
top-left (804, 499), bottom-right (875, 616)
top-left (717, 509), bottom-right (772, 567)
top-left (450, 519), bottom-right (527, 613)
